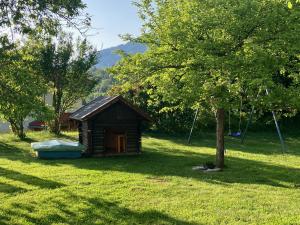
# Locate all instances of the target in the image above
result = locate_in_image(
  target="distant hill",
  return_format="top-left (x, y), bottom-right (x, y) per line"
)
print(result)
top-left (96, 42), bottom-right (147, 68)
top-left (88, 42), bottom-right (146, 100)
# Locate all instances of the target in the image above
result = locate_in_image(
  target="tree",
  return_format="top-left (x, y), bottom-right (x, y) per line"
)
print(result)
top-left (39, 34), bottom-right (97, 134)
top-left (0, 0), bottom-right (90, 138)
top-left (110, 0), bottom-right (300, 168)
top-left (88, 69), bottom-right (116, 101)
top-left (0, 0), bottom-right (90, 67)
top-left (0, 41), bottom-right (49, 139)
top-left (0, 0), bottom-right (89, 42)
top-left (288, 0), bottom-right (300, 9)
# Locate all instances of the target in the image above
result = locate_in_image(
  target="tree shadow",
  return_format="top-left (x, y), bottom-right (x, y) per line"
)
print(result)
top-left (0, 132), bottom-right (78, 163)
top-left (225, 135), bottom-right (300, 156)
top-left (0, 167), bottom-right (64, 189)
top-left (57, 133), bottom-right (78, 142)
top-left (50, 142), bottom-right (300, 189)
top-left (1, 134), bottom-right (299, 189)
top-left (0, 141), bottom-right (34, 163)
top-left (0, 191), bottom-right (199, 225)
top-left (22, 136), bottom-right (38, 143)
top-left (0, 182), bottom-right (26, 194)
top-left (146, 132), bottom-right (300, 156)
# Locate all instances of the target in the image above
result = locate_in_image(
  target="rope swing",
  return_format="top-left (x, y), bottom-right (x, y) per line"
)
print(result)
top-left (228, 96), bottom-right (243, 137)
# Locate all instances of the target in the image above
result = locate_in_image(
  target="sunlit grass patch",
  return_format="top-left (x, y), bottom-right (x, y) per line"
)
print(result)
top-left (0, 131), bottom-right (299, 224)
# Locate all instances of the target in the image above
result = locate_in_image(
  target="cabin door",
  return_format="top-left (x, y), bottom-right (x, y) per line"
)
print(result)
top-left (104, 128), bottom-right (126, 153)
top-left (117, 135), bottom-right (126, 153)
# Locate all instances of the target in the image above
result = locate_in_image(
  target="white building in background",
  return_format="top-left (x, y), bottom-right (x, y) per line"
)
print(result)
top-left (0, 118), bottom-right (32, 133)
top-left (0, 122), bottom-right (11, 133)
top-left (0, 94), bottom-right (83, 133)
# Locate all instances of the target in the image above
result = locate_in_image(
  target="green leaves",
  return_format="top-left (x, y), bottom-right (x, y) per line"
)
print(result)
top-left (288, 0), bottom-right (300, 9)
top-left (0, 41), bottom-right (50, 138)
top-left (0, 1), bottom-right (91, 138)
top-left (0, 0), bottom-right (88, 38)
top-left (110, 0), bottom-right (300, 131)
top-left (37, 34), bottom-right (97, 133)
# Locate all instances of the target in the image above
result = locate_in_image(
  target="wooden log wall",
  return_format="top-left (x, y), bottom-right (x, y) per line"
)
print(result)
top-left (91, 126), bottom-right (105, 152)
top-left (81, 121), bottom-right (93, 153)
top-left (78, 122), bottom-right (83, 144)
top-left (89, 101), bottom-right (143, 153)
top-left (124, 125), bottom-right (139, 152)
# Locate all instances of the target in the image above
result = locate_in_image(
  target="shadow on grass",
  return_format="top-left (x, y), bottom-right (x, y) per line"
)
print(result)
top-left (0, 182), bottom-right (26, 194)
top-left (0, 191), bottom-right (199, 225)
top-left (0, 167), bottom-right (64, 190)
top-left (1, 134), bottom-right (300, 189)
top-left (21, 136), bottom-right (38, 143)
top-left (56, 133), bottom-right (78, 142)
top-left (0, 142), bottom-right (33, 163)
top-left (146, 132), bottom-right (300, 156)
top-left (46, 143), bottom-right (300, 189)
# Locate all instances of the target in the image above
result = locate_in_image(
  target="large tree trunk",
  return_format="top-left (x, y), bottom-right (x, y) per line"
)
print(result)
top-left (50, 90), bottom-right (63, 135)
top-left (51, 115), bottom-right (61, 135)
top-left (216, 108), bottom-right (225, 169)
top-left (9, 118), bottom-right (26, 139)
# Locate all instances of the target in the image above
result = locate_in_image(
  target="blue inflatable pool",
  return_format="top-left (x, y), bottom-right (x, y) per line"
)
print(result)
top-left (31, 140), bottom-right (85, 159)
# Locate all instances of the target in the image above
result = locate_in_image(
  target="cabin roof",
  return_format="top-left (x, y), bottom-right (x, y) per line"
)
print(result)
top-left (70, 95), bottom-right (151, 122)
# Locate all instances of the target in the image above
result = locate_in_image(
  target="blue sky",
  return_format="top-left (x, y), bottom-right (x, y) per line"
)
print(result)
top-left (82, 0), bottom-right (142, 50)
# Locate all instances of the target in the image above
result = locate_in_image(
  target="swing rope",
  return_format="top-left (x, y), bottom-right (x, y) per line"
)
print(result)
top-left (238, 97), bottom-right (243, 133)
top-left (228, 95), bottom-right (243, 135)
top-left (228, 110), bottom-right (231, 135)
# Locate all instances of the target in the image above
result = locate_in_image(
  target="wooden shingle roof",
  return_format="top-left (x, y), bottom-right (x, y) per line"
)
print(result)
top-left (70, 95), bottom-right (151, 122)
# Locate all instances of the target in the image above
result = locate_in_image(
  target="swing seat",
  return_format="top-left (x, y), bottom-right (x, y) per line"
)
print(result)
top-left (229, 132), bottom-right (241, 137)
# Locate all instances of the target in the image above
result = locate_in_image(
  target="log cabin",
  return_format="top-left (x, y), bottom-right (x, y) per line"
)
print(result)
top-left (70, 95), bottom-right (151, 156)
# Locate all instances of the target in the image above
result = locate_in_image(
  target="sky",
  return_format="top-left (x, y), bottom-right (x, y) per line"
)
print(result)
top-left (81, 0), bottom-right (142, 50)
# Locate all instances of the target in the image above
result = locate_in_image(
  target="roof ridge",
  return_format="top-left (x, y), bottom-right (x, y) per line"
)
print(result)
top-left (84, 95), bottom-right (119, 116)
top-left (70, 95), bottom-right (119, 121)
top-left (69, 95), bottom-right (150, 121)
top-left (71, 96), bottom-right (111, 115)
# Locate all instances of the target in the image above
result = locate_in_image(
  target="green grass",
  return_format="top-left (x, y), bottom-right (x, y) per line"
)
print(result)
top-left (0, 131), bottom-right (300, 225)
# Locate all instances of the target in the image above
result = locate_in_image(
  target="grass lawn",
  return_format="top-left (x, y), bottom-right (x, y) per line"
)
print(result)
top-left (0, 131), bottom-right (300, 225)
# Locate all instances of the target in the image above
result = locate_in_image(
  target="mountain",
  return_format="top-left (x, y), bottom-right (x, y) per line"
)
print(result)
top-left (96, 42), bottom-right (147, 68)
top-left (88, 42), bottom-right (146, 100)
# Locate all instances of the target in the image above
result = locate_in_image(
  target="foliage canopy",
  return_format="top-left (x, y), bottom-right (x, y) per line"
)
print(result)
top-left (0, 41), bottom-right (49, 138)
top-left (110, 0), bottom-right (300, 168)
top-left (38, 34), bottom-right (98, 134)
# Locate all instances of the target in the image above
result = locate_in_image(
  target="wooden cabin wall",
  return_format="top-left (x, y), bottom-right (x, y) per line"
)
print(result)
top-left (93, 101), bottom-right (142, 124)
top-left (90, 101), bottom-right (142, 153)
top-left (81, 121), bottom-right (93, 153)
top-left (137, 123), bottom-right (141, 152)
top-left (78, 122), bottom-right (83, 144)
top-left (124, 124), bottom-right (140, 152)
top-left (91, 125), bottom-right (105, 152)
